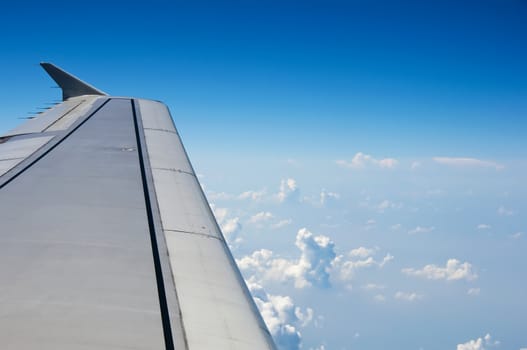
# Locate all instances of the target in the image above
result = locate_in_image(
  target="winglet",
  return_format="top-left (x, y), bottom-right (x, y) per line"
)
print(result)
top-left (40, 62), bottom-right (107, 101)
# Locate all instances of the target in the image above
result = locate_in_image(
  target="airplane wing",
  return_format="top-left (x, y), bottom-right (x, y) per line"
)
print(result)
top-left (0, 63), bottom-right (276, 350)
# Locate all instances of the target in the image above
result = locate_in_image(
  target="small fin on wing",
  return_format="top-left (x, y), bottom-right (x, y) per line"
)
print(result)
top-left (40, 62), bottom-right (107, 101)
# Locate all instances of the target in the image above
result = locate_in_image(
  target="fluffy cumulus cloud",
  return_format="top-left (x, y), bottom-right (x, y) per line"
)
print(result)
top-left (402, 259), bottom-right (478, 281)
top-left (457, 333), bottom-right (499, 350)
top-left (433, 157), bottom-right (504, 170)
top-left (236, 230), bottom-right (334, 288)
top-left (336, 152), bottom-right (398, 169)
top-left (334, 248), bottom-right (394, 284)
top-left (237, 228), bottom-right (393, 290)
top-left (211, 206), bottom-right (242, 245)
top-left (293, 229), bottom-right (337, 287)
top-left (277, 178), bottom-right (300, 203)
top-left (247, 278), bottom-right (313, 350)
top-left (349, 247), bottom-right (376, 258)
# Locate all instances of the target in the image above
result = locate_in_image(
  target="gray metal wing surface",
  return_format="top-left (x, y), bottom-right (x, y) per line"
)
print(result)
top-left (0, 63), bottom-right (276, 350)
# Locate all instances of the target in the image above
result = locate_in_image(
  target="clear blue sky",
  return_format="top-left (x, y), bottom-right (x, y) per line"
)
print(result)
top-left (1, 1), bottom-right (526, 349)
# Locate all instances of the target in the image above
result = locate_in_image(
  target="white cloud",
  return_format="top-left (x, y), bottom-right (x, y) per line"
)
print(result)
top-left (319, 189), bottom-right (340, 206)
top-left (303, 189), bottom-right (341, 207)
top-left (362, 283), bottom-right (385, 291)
top-left (238, 189), bottom-right (267, 201)
top-left (246, 211), bottom-right (293, 230)
top-left (497, 205), bottom-right (515, 216)
top-left (408, 226), bottom-right (435, 235)
top-left (207, 191), bottom-right (235, 200)
top-left (457, 333), bottom-right (499, 350)
top-left (248, 211), bottom-right (274, 224)
top-left (310, 345), bottom-right (326, 350)
top-left (394, 291), bottom-right (423, 302)
top-left (477, 224), bottom-right (491, 230)
top-left (238, 228), bottom-right (336, 289)
top-left (467, 288), bottom-right (481, 296)
top-left (379, 253), bottom-right (395, 267)
top-left (222, 217), bottom-right (242, 236)
top-left (212, 206), bottom-right (242, 245)
top-left (402, 259), bottom-right (478, 281)
top-left (378, 199), bottom-right (391, 211)
top-left (271, 219), bottom-right (293, 229)
top-left (285, 228), bottom-right (336, 288)
top-left (433, 157), bottom-right (504, 170)
top-left (247, 278), bottom-right (313, 350)
top-left (277, 178), bottom-right (300, 203)
top-left (207, 186), bottom-right (269, 202)
top-left (349, 247), bottom-right (376, 258)
top-left (237, 249), bottom-right (274, 271)
top-left (334, 249), bottom-right (393, 282)
top-left (511, 232), bottom-right (523, 239)
top-left (377, 199), bottom-right (402, 212)
top-left (237, 229), bottom-right (393, 290)
top-left (377, 158), bottom-right (398, 168)
top-left (336, 152), bottom-right (398, 169)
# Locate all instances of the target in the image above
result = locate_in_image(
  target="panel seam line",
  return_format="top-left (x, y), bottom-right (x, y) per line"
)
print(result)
top-left (0, 98), bottom-right (111, 190)
top-left (164, 229), bottom-right (224, 242)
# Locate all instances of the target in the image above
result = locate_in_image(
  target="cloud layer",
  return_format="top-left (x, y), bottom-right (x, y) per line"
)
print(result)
top-left (336, 152), bottom-right (398, 169)
top-left (433, 157), bottom-right (503, 170)
top-left (402, 259), bottom-right (478, 281)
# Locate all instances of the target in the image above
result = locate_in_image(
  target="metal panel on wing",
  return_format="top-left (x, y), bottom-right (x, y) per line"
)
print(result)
top-left (137, 99), bottom-right (276, 350)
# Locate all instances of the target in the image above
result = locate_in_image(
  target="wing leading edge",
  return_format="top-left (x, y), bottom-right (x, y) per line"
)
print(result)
top-left (0, 63), bottom-right (276, 350)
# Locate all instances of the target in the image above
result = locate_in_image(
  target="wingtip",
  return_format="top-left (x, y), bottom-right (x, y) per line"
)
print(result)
top-left (39, 62), bottom-right (54, 69)
top-left (40, 62), bottom-right (107, 101)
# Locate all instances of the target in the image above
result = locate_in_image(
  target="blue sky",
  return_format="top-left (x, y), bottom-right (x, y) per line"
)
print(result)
top-left (1, 1), bottom-right (526, 349)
